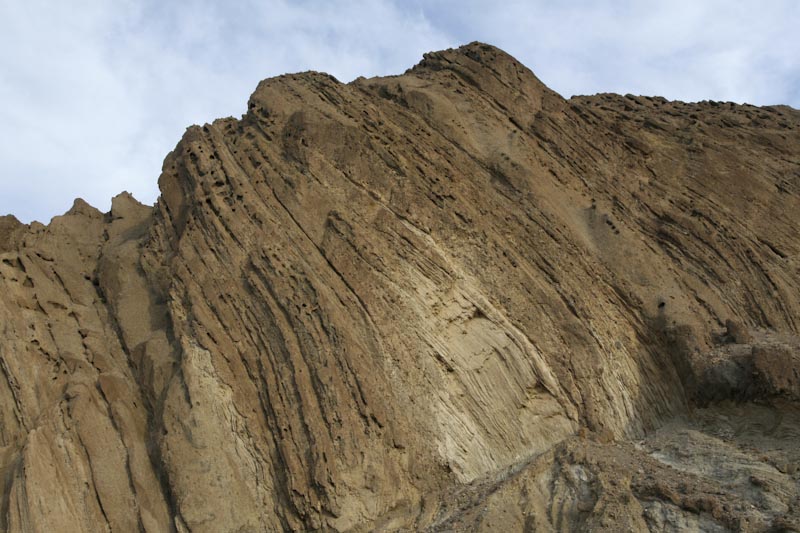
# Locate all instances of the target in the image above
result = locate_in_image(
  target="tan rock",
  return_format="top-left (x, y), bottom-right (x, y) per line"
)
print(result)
top-left (1, 42), bottom-right (799, 531)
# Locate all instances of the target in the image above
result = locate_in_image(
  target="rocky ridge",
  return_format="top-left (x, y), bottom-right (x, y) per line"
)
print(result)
top-left (0, 43), bottom-right (799, 531)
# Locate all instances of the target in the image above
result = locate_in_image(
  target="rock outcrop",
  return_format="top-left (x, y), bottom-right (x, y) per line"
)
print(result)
top-left (0, 43), bottom-right (798, 531)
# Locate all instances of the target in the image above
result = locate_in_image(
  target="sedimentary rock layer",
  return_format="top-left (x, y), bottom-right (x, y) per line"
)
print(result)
top-left (0, 43), bottom-right (798, 531)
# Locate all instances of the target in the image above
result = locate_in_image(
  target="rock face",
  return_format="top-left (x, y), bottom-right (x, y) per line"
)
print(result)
top-left (0, 43), bottom-right (799, 532)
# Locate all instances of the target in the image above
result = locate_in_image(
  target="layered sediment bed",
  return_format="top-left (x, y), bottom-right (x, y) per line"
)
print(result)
top-left (0, 43), bottom-right (798, 531)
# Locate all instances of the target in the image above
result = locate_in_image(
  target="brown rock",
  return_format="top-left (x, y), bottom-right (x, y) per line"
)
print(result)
top-left (1, 42), bottom-right (799, 531)
top-left (725, 318), bottom-right (753, 344)
top-left (0, 215), bottom-right (23, 253)
top-left (753, 343), bottom-right (800, 399)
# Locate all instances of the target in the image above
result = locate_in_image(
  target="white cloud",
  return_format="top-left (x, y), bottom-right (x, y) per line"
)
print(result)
top-left (1, 1), bottom-right (798, 223)
top-left (414, 0), bottom-right (800, 104)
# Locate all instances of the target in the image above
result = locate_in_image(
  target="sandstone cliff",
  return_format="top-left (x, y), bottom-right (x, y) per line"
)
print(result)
top-left (0, 43), bottom-right (798, 532)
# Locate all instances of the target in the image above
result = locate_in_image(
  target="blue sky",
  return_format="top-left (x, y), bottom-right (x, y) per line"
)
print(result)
top-left (2, 0), bottom-right (798, 223)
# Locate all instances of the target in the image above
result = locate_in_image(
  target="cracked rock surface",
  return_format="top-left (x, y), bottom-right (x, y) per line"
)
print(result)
top-left (1, 43), bottom-right (799, 531)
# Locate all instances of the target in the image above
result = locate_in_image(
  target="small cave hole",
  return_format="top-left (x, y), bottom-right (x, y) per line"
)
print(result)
top-left (472, 307), bottom-right (487, 320)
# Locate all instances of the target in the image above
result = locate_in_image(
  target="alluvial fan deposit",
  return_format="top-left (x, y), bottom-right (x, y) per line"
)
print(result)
top-left (1, 43), bottom-right (799, 532)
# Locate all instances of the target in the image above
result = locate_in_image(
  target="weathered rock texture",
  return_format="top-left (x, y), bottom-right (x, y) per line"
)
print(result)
top-left (1, 43), bottom-right (799, 532)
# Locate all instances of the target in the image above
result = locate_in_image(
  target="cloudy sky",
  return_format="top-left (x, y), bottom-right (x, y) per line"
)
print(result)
top-left (2, 0), bottom-right (798, 223)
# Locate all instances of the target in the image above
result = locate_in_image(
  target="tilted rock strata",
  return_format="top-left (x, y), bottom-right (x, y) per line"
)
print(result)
top-left (0, 43), bottom-right (798, 531)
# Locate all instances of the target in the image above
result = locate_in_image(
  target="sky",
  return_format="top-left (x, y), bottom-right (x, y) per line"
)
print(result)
top-left (1, 1), bottom-right (798, 223)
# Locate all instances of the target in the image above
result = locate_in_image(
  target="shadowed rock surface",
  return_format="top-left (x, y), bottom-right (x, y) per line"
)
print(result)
top-left (1, 43), bottom-right (799, 532)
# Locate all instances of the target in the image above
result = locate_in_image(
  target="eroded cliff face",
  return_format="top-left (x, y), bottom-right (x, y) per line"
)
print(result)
top-left (0, 43), bottom-right (799, 532)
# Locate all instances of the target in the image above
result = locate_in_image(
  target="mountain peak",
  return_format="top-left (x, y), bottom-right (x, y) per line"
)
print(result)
top-left (406, 41), bottom-right (559, 106)
top-left (416, 41), bottom-right (524, 71)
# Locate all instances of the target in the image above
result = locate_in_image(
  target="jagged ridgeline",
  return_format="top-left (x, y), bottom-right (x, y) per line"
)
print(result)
top-left (0, 43), bottom-right (799, 532)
